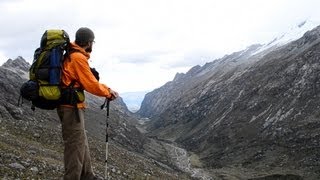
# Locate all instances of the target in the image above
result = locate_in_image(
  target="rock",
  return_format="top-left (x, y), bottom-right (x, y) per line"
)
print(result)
top-left (33, 133), bottom-right (40, 138)
top-left (9, 162), bottom-right (25, 170)
top-left (27, 150), bottom-right (36, 155)
top-left (30, 166), bottom-right (39, 174)
top-left (111, 168), bottom-right (116, 173)
top-left (21, 160), bottom-right (30, 167)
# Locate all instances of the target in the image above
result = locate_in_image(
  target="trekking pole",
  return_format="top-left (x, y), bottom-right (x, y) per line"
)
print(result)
top-left (101, 98), bottom-right (110, 179)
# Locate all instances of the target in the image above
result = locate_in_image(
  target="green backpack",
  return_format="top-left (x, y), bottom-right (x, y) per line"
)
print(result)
top-left (20, 29), bottom-right (70, 110)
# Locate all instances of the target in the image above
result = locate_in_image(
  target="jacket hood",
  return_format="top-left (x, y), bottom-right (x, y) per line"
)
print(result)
top-left (70, 42), bottom-right (90, 59)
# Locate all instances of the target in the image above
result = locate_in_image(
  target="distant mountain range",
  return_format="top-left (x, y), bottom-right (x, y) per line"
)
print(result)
top-left (121, 91), bottom-right (149, 112)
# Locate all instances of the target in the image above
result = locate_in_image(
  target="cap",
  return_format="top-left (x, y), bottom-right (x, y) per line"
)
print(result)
top-left (75, 27), bottom-right (95, 45)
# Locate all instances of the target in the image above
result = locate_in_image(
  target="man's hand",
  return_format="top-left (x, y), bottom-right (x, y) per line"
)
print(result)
top-left (109, 89), bottom-right (119, 101)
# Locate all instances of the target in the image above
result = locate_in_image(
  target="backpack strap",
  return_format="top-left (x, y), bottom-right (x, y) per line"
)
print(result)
top-left (63, 80), bottom-right (81, 122)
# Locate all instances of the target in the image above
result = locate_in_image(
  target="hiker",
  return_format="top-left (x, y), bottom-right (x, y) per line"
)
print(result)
top-left (56, 27), bottom-right (119, 180)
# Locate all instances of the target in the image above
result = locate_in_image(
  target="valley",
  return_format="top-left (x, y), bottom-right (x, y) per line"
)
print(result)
top-left (136, 117), bottom-right (212, 179)
top-left (2, 21), bottom-right (320, 180)
top-left (136, 24), bottom-right (320, 179)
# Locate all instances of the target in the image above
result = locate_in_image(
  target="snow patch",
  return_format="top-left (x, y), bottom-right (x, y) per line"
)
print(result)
top-left (253, 20), bottom-right (319, 56)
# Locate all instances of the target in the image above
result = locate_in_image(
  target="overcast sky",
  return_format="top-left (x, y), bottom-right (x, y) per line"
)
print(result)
top-left (1, 0), bottom-right (320, 94)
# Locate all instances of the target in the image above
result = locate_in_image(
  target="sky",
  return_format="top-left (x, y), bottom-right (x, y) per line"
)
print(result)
top-left (1, 0), bottom-right (320, 95)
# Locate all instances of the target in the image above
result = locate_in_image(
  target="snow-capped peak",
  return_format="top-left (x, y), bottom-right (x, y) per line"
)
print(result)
top-left (273, 20), bottom-right (319, 45)
top-left (253, 20), bottom-right (319, 55)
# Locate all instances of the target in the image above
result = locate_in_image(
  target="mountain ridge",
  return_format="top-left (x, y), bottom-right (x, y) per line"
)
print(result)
top-left (137, 23), bottom-right (320, 179)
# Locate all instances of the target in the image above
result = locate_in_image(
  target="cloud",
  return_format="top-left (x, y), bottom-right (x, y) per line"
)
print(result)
top-left (113, 51), bottom-right (171, 64)
top-left (0, 51), bottom-right (8, 65)
top-left (1, 0), bottom-right (320, 93)
top-left (97, 61), bottom-right (180, 92)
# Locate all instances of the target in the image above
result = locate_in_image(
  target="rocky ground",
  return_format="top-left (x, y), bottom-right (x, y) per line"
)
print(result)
top-left (0, 111), bottom-right (191, 179)
top-left (1, 104), bottom-right (308, 180)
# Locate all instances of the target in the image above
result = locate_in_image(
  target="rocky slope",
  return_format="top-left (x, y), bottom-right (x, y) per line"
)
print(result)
top-left (138, 25), bottom-right (320, 179)
top-left (0, 57), bottom-right (190, 179)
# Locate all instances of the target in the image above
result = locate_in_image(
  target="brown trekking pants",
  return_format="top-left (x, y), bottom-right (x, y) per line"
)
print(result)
top-left (57, 106), bottom-right (95, 180)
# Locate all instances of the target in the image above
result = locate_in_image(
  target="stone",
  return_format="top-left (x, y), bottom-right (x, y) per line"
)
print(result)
top-left (9, 162), bottom-right (25, 170)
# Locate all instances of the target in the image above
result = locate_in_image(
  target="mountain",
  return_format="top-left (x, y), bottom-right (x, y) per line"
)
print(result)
top-left (0, 57), bottom-right (190, 179)
top-left (137, 23), bottom-right (320, 179)
top-left (1, 56), bottom-right (29, 78)
top-left (137, 43), bottom-right (263, 118)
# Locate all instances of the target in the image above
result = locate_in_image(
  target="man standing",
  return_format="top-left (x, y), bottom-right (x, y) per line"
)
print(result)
top-left (57, 27), bottom-right (118, 179)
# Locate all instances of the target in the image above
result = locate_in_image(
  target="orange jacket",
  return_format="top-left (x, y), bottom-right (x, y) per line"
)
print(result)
top-left (61, 42), bottom-right (112, 108)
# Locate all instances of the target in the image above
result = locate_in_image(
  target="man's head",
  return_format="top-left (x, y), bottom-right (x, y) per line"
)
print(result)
top-left (75, 27), bottom-right (95, 52)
